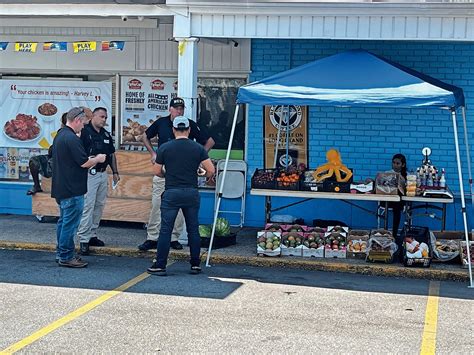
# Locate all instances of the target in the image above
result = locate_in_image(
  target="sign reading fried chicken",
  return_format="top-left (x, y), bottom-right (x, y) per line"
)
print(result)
top-left (264, 105), bottom-right (308, 169)
top-left (120, 76), bottom-right (177, 146)
top-left (0, 80), bottom-right (111, 149)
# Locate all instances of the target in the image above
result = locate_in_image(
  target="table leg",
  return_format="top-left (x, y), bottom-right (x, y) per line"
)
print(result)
top-left (265, 195), bottom-right (271, 224)
top-left (442, 203), bottom-right (447, 231)
top-left (384, 201), bottom-right (389, 230)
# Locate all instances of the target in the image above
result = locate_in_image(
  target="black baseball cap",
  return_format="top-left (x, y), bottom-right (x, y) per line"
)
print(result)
top-left (169, 97), bottom-right (185, 108)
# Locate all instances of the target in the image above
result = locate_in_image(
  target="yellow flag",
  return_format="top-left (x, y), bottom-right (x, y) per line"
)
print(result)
top-left (14, 42), bottom-right (38, 53)
top-left (73, 41), bottom-right (97, 53)
top-left (178, 40), bottom-right (187, 56)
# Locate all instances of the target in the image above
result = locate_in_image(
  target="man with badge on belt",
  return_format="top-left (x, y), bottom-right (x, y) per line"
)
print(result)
top-left (77, 107), bottom-right (119, 255)
top-left (138, 97), bottom-right (215, 251)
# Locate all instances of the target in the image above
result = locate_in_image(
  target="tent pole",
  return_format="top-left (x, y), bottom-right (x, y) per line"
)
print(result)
top-left (206, 104), bottom-right (240, 267)
top-left (451, 109), bottom-right (473, 288)
top-left (273, 106), bottom-right (282, 168)
top-left (285, 105), bottom-right (290, 168)
top-left (461, 106), bottom-right (474, 230)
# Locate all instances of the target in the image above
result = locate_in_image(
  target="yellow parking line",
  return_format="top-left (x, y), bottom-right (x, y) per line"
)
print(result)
top-left (0, 271), bottom-right (151, 354)
top-left (420, 281), bottom-right (440, 355)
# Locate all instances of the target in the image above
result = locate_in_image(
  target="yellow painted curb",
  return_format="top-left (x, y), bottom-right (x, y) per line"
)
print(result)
top-left (0, 241), bottom-right (469, 282)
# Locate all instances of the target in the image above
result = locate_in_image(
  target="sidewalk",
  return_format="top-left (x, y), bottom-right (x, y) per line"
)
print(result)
top-left (0, 214), bottom-right (470, 282)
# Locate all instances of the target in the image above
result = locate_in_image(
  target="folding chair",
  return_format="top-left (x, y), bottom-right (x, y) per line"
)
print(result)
top-left (214, 159), bottom-right (247, 227)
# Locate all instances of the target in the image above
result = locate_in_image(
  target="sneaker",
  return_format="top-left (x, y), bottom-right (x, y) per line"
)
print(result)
top-left (170, 241), bottom-right (183, 250)
top-left (147, 262), bottom-right (166, 276)
top-left (89, 237), bottom-right (105, 247)
top-left (190, 266), bottom-right (202, 275)
top-left (80, 243), bottom-right (90, 255)
top-left (138, 240), bottom-right (157, 251)
top-left (58, 257), bottom-right (88, 268)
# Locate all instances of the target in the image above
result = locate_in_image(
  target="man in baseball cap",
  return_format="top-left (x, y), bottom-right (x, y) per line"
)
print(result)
top-left (172, 116), bottom-right (189, 129)
top-left (139, 98), bottom-right (215, 252)
top-left (169, 97), bottom-right (185, 108)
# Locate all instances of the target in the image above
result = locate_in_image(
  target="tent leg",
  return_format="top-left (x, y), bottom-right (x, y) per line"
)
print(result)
top-left (451, 110), bottom-right (473, 288)
top-left (461, 107), bottom-right (474, 230)
top-left (206, 105), bottom-right (240, 267)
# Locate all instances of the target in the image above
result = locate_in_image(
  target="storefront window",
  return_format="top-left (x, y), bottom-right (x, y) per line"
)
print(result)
top-left (197, 78), bottom-right (246, 155)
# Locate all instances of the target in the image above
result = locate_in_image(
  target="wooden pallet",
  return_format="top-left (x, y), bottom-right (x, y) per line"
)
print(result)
top-left (32, 151), bottom-right (153, 223)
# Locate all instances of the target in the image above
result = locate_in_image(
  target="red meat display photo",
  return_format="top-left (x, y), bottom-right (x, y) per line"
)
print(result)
top-left (4, 113), bottom-right (41, 141)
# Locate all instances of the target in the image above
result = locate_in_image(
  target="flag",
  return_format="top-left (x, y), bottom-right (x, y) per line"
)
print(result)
top-left (102, 41), bottom-right (125, 51)
top-left (0, 42), bottom-right (8, 51)
top-left (73, 41), bottom-right (96, 53)
top-left (14, 42), bottom-right (38, 53)
top-left (43, 42), bottom-right (67, 52)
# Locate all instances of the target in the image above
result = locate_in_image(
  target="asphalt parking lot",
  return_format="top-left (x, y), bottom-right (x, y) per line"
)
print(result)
top-left (1, 249), bottom-right (472, 354)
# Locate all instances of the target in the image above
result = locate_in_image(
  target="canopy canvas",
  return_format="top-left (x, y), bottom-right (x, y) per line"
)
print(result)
top-left (207, 49), bottom-right (473, 287)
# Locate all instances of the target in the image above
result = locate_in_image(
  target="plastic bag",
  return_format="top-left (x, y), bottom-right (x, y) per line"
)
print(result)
top-left (367, 236), bottom-right (398, 256)
top-left (430, 231), bottom-right (459, 261)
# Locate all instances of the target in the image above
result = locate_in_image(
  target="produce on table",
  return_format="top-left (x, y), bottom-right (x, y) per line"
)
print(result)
top-left (276, 171), bottom-right (301, 187)
top-left (252, 170), bottom-right (276, 186)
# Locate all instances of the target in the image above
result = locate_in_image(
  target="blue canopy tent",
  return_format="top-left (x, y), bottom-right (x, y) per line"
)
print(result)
top-left (206, 49), bottom-right (473, 286)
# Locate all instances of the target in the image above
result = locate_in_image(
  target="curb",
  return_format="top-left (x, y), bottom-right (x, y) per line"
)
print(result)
top-left (0, 241), bottom-right (469, 282)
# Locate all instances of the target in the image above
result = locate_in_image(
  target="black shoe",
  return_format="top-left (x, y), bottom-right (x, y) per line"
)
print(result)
top-left (89, 237), bottom-right (105, 247)
top-left (190, 266), bottom-right (202, 275)
top-left (170, 241), bottom-right (183, 250)
top-left (80, 243), bottom-right (90, 255)
top-left (138, 240), bottom-right (157, 251)
top-left (59, 257), bottom-right (88, 268)
top-left (147, 262), bottom-right (166, 276)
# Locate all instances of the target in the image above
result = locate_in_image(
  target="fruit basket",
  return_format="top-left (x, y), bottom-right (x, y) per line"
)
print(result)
top-left (281, 232), bottom-right (304, 256)
top-left (251, 168), bottom-right (277, 189)
top-left (302, 231), bottom-right (325, 257)
top-left (347, 229), bottom-right (370, 259)
top-left (257, 231), bottom-right (281, 257)
top-left (402, 226), bottom-right (432, 267)
top-left (366, 229), bottom-right (396, 263)
top-left (275, 170), bottom-right (301, 191)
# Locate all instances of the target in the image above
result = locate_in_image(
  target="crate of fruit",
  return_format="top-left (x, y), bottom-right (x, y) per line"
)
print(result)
top-left (347, 229), bottom-right (370, 259)
top-left (275, 170), bottom-right (301, 191)
top-left (302, 231), bottom-right (325, 257)
top-left (366, 229), bottom-right (396, 263)
top-left (324, 229), bottom-right (347, 258)
top-left (251, 169), bottom-right (277, 190)
top-left (460, 241), bottom-right (474, 269)
top-left (257, 231), bottom-right (281, 256)
top-left (281, 232), bottom-right (304, 256)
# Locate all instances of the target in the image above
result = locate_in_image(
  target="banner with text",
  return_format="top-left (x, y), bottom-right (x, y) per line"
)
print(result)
top-left (120, 76), bottom-right (178, 146)
top-left (264, 105), bottom-right (308, 169)
top-left (0, 79), bottom-right (112, 149)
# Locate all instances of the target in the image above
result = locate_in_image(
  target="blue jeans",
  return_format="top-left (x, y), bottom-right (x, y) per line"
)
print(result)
top-left (56, 196), bottom-right (84, 261)
top-left (156, 188), bottom-right (201, 269)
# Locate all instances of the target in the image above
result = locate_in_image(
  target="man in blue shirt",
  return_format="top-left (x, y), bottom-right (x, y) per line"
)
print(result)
top-left (147, 116), bottom-right (215, 276)
top-left (138, 97), bottom-right (214, 251)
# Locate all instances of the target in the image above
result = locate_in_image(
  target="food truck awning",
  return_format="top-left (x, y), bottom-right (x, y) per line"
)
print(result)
top-left (237, 49), bottom-right (465, 109)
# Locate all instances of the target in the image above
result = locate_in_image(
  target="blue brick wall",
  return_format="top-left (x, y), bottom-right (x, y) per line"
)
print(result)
top-left (242, 39), bottom-right (474, 229)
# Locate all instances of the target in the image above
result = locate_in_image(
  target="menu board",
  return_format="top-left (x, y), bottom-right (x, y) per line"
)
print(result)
top-left (120, 76), bottom-right (178, 146)
top-left (0, 80), bottom-right (112, 149)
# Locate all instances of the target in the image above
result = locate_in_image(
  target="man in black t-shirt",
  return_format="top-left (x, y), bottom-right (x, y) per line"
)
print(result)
top-left (138, 97), bottom-right (215, 252)
top-left (147, 116), bottom-right (215, 276)
top-left (51, 107), bottom-right (106, 268)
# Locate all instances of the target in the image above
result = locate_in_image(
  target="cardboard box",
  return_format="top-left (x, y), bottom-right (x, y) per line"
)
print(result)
top-left (302, 245), bottom-right (324, 258)
top-left (375, 172), bottom-right (405, 195)
top-left (324, 247), bottom-right (347, 258)
top-left (281, 244), bottom-right (303, 257)
top-left (257, 231), bottom-right (281, 257)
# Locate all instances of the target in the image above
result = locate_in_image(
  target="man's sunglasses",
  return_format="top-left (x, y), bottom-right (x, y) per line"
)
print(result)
top-left (73, 108), bottom-right (85, 120)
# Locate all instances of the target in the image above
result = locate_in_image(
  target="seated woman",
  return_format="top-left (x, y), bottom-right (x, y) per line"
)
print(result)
top-left (389, 153), bottom-right (407, 237)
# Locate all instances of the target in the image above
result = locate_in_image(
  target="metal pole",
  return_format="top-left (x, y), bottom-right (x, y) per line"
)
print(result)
top-left (461, 106), bottom-right (474, 230)
top-left (451, 109), bottom-right (473, 287)
top-left (285, 105), bottom-right (290, 168)
top-left (206, 104), bottom-right (240, 267)
top-left (273, 106), bottom-right (282, 168)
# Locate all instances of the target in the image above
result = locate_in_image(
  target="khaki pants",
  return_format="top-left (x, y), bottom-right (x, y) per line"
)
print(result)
top-left (146, 175), bottom-right (184, 242)
top-left (77, 171), bottom-right (108, 243)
